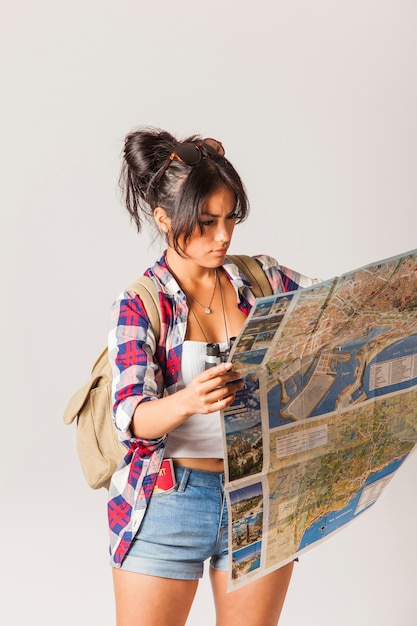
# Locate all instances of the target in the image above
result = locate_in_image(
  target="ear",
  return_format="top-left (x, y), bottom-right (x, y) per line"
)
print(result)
top-left (153, 206), bottom-right (171, 233)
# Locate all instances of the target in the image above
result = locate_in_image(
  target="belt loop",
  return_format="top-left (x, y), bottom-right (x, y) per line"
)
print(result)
top-left (220, 472), bottom-right (225, 496)
top-left (177, 467), bottom-right (191, 492)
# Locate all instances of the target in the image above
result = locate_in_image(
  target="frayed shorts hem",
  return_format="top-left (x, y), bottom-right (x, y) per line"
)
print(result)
top-left (115, 556), bottom-right (204, 580)
top-left (114, 553), bottom-right (228, 580)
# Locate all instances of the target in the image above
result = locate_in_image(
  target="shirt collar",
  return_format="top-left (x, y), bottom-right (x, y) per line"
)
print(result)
top-left (223, 256), bottom-right (253, 292)
top-left (150, 252), bottom-right (253, 297)
top-left (150, 254), bottom-right (182, 297)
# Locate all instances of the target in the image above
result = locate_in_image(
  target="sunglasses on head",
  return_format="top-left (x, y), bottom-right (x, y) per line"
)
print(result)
top-left (156, 138), bottom-right (225, 184)
top-left (169, 138), bottom-right (225, 166)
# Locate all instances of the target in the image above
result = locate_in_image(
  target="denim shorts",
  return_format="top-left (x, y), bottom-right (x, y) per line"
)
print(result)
top-left (119, 465), bottom-right (229, 580)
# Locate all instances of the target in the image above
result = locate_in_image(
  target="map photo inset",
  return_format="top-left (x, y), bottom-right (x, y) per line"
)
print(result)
top-left (224, 372), bottom-right (263, 481)
top-left (230, 482), bottom-right (263, 579)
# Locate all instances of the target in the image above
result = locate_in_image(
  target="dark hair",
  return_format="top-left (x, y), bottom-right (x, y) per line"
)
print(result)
top-left (119, 126), bottom-right (249, 252)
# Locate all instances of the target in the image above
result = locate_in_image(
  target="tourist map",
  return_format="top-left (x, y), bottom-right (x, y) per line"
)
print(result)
top-left (222, 248), bottom-right (417, 589)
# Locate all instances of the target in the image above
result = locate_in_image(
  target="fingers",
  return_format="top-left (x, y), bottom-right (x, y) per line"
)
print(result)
top-left (198, 362), bottom-right (242, 387)
top-left (187, 362), bottom-right (245, 415)
top-left (200, 361), bottom-right (233, 379)
top-left (210, 378), bottom-right (245, 411)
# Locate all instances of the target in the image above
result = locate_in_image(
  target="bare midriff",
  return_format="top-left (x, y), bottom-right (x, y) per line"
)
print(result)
top-left (173, 457), bottom-right (224, 473)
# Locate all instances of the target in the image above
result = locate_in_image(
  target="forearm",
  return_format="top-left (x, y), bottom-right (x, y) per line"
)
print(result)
top-left (131, 387), bottom-right (192, 439)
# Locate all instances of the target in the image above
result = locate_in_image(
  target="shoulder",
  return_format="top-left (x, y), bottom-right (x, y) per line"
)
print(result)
top-left (253, 254), bottom-right (320, 292)
top-left (109, 289), bottom-right (151, 335)
top-left (252, 254), bottom-right (281, 271)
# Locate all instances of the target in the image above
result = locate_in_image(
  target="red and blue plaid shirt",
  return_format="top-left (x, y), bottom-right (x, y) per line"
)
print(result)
top-left (107, 253), bottom-right (317, 566)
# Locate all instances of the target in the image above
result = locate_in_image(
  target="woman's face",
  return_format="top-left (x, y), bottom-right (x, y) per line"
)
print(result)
top-left (182, 185), bottom-right (237, 266)
top-left (173, 185), bottom-right (237, 267)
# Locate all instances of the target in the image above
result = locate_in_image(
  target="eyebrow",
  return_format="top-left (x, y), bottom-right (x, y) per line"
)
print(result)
top-left (200, 210), bottom-right (236, 218)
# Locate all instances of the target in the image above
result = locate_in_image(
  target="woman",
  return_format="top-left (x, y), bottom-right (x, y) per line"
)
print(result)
top-left (108, 127), bottom-right (315, 626)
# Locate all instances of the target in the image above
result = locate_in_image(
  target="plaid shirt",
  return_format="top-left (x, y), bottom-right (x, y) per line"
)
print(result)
top-left (107, 254), bottom-right (316, 566)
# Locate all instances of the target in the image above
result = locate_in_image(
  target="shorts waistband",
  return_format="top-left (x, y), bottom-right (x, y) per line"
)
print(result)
top-left (173, 463), bottom-right (225, 490)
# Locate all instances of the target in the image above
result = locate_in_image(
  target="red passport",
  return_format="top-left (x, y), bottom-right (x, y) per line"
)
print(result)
top-left (154, 458), bottom-right (176, 492)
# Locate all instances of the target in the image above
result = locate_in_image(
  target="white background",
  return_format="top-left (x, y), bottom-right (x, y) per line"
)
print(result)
top-left (1, 1), bottom-right (417, 624)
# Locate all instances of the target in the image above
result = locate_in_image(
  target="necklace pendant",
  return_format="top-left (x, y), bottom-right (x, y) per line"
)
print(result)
top-left (205, 307), bottom-right (211, 314)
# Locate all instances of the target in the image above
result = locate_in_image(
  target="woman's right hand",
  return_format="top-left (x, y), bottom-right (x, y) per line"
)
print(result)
top-left (180, 362), bottom-right (245, 417)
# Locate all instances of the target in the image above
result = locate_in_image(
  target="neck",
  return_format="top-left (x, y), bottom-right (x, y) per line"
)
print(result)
top-left (165, 249), bottom-right (219, 284)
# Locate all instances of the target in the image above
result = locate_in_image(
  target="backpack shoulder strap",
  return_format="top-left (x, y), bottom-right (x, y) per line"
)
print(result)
top-left (228, 254), bottom-right (273, 298)
top-left (127, 275), bottom-right (161, 344)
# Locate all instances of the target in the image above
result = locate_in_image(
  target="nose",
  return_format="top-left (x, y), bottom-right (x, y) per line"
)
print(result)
top-left (215, 220), bottom-right (231, 243)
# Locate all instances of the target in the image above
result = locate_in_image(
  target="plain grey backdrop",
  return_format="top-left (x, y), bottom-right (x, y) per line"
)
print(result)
top-left (1, 1), bottom-right (417, 624)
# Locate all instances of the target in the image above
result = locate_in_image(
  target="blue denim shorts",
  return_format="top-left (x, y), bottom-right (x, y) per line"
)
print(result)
top-left (119, 465), bottom-right (229, 580)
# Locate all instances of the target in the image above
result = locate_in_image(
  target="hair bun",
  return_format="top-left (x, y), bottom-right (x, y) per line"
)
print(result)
top-left (123, 126), bottom-right (176, 181)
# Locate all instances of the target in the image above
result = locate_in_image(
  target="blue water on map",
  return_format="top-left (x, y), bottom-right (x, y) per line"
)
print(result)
top-left (233, 513), bottom-right (262, 530)
top-left (248, 557), bottom-right (261, 571)
top-left (297, 456), bottom-right (407, 551)
top-left (268, 332), bottom-right (417, 428)
top-left (268, 358), bottom-right (318, 428)
top-left (362, 333), bottom-right (417, 396)
top-left (313, 333), bottom-right (417, 415)
top-left (235, 348), bottom-right (267, 365)
top-left (311, 327), bottom-right (391, 417)
top-left (232, 540), bottom-right (262, 564)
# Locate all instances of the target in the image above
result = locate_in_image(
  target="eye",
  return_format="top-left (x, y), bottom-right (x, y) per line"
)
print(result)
top-left (201, 219), bottom-right (215, 226)
top-left (227, 212), bottom-right (237, 220)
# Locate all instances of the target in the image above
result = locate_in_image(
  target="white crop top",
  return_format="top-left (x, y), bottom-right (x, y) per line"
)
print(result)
top-left (164, 340), bottom-right (227, 459)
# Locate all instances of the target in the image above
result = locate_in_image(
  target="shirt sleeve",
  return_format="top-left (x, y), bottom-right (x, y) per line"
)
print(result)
top-left (108, 289), bottom-right (162, 441)
top-left (254, 254), bottom-right (321, 293)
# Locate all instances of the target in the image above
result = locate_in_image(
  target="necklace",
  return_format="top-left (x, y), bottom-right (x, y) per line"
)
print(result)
top-left (165, 257), bottom-right (216, 313)
top-left (188, 271), bottom-right (229, 348)
top-left (218, 270), bottom-right (229, 344)
top-left (183, 268), bottom-right (217, 314)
